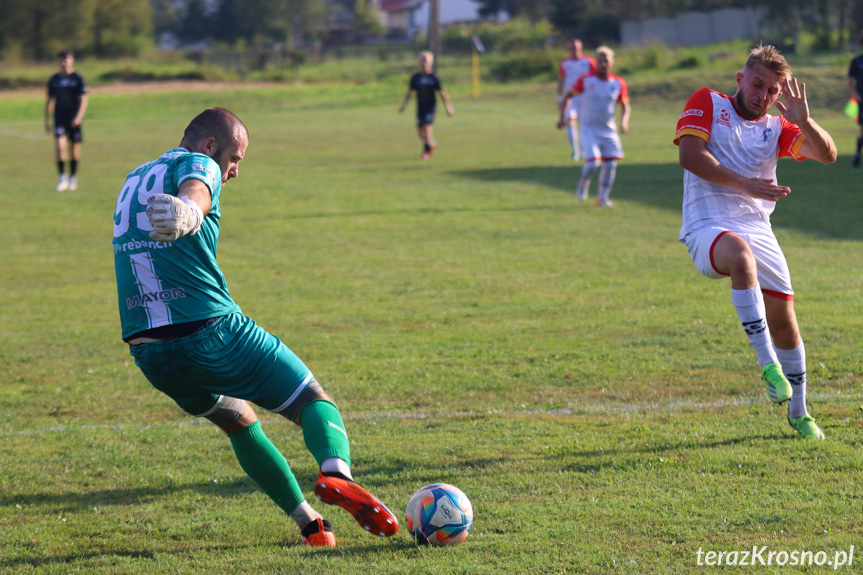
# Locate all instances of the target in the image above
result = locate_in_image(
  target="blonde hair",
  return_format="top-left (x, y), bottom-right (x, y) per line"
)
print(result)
top-left (419, 50), bottom-right (434, 64)
top-left (596, 46), bottom-right (614, 60)
top-left (743, 42), bottom-right (791, 79)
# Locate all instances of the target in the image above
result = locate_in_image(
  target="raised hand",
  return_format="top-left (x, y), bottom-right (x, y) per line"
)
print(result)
top-left (774, 76), bottom-right (809, 126)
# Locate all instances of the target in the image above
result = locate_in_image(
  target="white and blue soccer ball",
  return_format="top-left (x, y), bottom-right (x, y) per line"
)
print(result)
top-left (405, 483), bottom-right (473, 546)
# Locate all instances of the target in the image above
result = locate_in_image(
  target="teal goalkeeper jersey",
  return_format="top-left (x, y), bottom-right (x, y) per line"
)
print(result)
top-left (112, 148), bottom-right (241, 340)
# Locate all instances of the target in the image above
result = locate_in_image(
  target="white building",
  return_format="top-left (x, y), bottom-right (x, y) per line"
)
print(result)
top-left (411, 0), bottom-right (507, 30)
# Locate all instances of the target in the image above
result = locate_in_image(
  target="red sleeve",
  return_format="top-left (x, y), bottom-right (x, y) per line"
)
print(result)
top-left (558, 61), bottom-right (565, 79)
top-left (569, 74), bottom-right (587, 96)
top-left (674, 87), bottom-right (713, 145)
top-left (587, 57), bottom-right (597, 74)
top-left (777, 115), bottom-right (807, 160)
top-left (614, 76), bottom-right (629, 102)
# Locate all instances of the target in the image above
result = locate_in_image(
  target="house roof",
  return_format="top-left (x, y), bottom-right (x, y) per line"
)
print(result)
top-left (380, 0), bottom-right (423, 12)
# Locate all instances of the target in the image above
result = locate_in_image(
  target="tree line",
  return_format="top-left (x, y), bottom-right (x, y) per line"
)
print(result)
top-left (0, 0), bottom-right (368, 61)
top-left (475, 0), bottom-right (863, 49)
top-left (2, 0), bottom-right (862, 62)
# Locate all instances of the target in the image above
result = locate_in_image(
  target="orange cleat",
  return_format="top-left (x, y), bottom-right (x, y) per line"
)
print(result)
top-left (313, 472), bottom-right (399, 537)
top-left (421, 145), bottom-right (436, 160)
top-left (301, 517), bottom-right (336, 547)
top-left (421, 144), bottom-right (436, 160)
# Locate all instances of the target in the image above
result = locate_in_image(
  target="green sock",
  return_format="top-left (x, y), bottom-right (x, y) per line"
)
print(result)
top-left (299, 399), bottom-right (351, 467)
top-left (228, 420), bottom-right (304, 515)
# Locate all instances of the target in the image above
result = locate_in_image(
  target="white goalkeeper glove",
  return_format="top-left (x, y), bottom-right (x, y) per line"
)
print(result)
top-left (146, 194), bottom-right (204, 242)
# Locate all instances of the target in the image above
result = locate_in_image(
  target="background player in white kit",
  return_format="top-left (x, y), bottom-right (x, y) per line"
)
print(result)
top-left (558, 46), bottom-right (630, 206)
top-left (674, 44), bottom-right (837, 439)
top-left (556, 38), bottom-right (595, 161)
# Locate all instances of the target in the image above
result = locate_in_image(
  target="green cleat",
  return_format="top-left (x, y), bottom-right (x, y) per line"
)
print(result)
top-left (761, 362), bottom-right (792, 404)
top-left (788, 415), bottom-right (826, 440)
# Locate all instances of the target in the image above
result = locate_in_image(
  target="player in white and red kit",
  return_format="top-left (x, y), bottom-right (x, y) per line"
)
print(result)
top-left (558, 46), bottom-right (630, 206)
top-left (674, 44), bottom-right (837, 439)
top-left (557, 39), bottom-right (596, 161)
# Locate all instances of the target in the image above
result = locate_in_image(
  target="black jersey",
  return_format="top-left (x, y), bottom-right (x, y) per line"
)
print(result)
top-left (409, 72), bottom-right (442, 105)
top-left (47, 72), bottom-right (87, 120)
top-left (849, 55), bottom-right (863, 96)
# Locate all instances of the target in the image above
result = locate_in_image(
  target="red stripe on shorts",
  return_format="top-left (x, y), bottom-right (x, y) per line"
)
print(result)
top-left (762, 288), bottom-right (794, 301)
top-left (709, 231), bottom-right (732, 276)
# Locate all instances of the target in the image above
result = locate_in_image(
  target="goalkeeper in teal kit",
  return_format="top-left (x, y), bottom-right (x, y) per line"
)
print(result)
top-left (112, 107), bottom-right (398, 547)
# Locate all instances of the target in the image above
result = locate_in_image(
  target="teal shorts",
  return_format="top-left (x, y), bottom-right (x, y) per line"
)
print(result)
top-left (130, 312), bottom-right (313, 416)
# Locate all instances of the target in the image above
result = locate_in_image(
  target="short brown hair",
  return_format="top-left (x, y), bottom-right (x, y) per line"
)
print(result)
top-left (743, 43), bottom-right (791, 79)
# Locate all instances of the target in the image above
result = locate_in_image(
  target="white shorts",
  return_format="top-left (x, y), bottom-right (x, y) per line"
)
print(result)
top-left (581, 129), bottom-right (623, 162)
top-left (565, 98), bottom-right (580, 121)
top-left (684, 225), bottom-right (794, 299)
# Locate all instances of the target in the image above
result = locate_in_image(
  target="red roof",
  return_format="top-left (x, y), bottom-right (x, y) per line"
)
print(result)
top-left (380, 0), bottom-right (421, 12)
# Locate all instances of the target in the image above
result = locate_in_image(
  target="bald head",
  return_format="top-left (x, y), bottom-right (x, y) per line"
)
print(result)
top-left (181, 108), bottom-right (249, 185)
top-left (180, 107), bottom-right (249, 151)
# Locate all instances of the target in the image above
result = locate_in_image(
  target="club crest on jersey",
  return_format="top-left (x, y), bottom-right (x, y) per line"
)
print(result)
top-left (717, 109), bottom-right (732, 128)
top-left (762, 128), bottom-right (772, 142)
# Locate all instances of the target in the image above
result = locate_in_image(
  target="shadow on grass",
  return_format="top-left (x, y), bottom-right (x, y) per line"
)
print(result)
top-left (1, 549), bottom-right (157, 571)
top-left (240, 202), bottom-right (573, 223)
top-left (0, 477), bottom-right (256, 512)
top-left (0, 531), bottom-right (420, 570)
top-left (561, 432), bottom-right (787, 474)
top-left (451, 156), bottom-right (863, 241)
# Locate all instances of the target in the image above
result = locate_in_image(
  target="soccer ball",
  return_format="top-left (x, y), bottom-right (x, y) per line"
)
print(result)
top-left (405, 483), bottom-right (473, 546)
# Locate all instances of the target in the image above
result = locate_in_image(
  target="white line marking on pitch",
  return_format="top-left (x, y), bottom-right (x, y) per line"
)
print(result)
top-left (3, 391), bottom-right (856, 437)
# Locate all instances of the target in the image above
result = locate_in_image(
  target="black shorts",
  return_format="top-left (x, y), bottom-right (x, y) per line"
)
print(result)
top-left (416, 103), bottom-right (436, 127)
top-left (54, 116), bottom-right (83, 142)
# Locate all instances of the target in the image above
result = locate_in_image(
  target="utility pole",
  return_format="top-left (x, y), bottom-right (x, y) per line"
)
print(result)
top-left (427, 0), bottom-right (441, 72)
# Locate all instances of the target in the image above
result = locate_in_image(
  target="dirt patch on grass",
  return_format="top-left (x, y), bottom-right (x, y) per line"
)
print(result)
top-left (0, 80), bottom-right (285, 99)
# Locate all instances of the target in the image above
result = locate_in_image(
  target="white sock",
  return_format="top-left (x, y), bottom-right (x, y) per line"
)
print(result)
top-left (730, 286), bottom-right (777, 369)
top-left (576, 161), bottom-right (597, 197)
top-left (321, 457), bottom-right (353, 480)
top-left (775, 343), bottom-right (808, 418)
top-left (567, 124), bottom-right (580, 158)
top-left (290, 500), bottom-right (322, 530)
top-left (598, 160), bottom-right (617, 203)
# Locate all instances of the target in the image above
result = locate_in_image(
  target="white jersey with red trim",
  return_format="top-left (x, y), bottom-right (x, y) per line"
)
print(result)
top-left (559, 56), bottom-right (596, 99)
top-left (674, 87), bottom-right (806, 241)
top-left (570, 73), bottom-right (629, 135)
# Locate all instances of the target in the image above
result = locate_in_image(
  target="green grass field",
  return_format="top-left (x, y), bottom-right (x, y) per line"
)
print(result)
top-left (1, 74), bottom-right (862, 574)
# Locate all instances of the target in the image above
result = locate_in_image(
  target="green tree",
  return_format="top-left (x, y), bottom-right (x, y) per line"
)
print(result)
top-left (151, 0), bottom-right (181, 41)
top-left (177, 0), bottom-right (214, 44)
top-left (0, 0), bottom-right (94, 60)
top-left (92, 0), bottom-right (152, 56)
top-left (549, 0), bottom-right (588, 36)
top-left (289, 0), bottom-right (328, 43)
top-left (548, 0), bottom-right (621, 45)
top-left (0, 0), bottom-right (151, 60)
top-left (211, 0), bottom-right (304, 45)
top-left (350, 0), bottom-right (385, 41)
